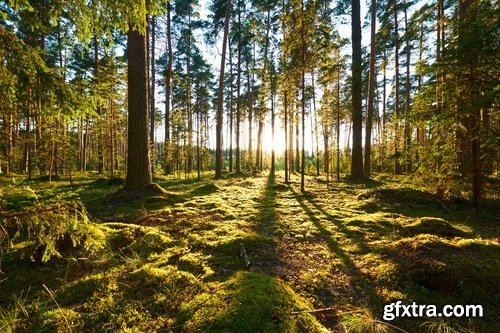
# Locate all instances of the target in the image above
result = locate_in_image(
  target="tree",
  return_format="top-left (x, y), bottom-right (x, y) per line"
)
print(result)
top-left (215, 0), bottom-right (232, 179)
top-left (350, 0), bottom-right (363, 177)
top-left (125, 21), bottom-right (152, 190)
top-left (364, 0), bottom-right (376, 176)
top-left (164, 1), bottom-right (173, 174)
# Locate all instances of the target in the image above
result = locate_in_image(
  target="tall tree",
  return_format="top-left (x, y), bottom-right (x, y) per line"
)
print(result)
top-left (125, 20), bottom-right (152, 190)
top-left (364, 0), bottom-right (376, 176)
top-left (215, 0), bottom-right (232, 178)
top-left (164, 2), bottom-right (173, 174)
top-left (350, 0), bottom-right (363, 177)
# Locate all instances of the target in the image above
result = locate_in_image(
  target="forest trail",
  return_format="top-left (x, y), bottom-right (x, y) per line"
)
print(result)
top-left (0, 172), bottom-right (498, 332)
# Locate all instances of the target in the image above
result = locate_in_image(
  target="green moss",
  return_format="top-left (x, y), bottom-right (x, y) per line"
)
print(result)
top-left (191, 184), bottom-right (221, 196)
top-left (175, 271), bottom-right (327, 333)
top-left (404, 217), bottom-right (468, 237)
top-left (1, 172), bottom-right (498, 332)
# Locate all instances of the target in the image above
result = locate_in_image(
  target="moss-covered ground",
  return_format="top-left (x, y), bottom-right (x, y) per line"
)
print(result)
top-left (0, 171), bottom-right (498, 332)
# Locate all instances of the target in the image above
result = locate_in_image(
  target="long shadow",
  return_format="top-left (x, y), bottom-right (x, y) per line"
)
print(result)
top-left (172, 172), bottom-right (318, 332)
top-left (246, 172), bottom-right (280, 274)
top-left (289, 186), bottom-right (387, 312)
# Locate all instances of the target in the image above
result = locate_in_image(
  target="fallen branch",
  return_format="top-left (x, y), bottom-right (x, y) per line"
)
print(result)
top-left (239, 243), bottom-right (251, 268)
top-left (291, 307), bottom-right (336, 315)
top-left (290, 308), bottom-right (364, 315)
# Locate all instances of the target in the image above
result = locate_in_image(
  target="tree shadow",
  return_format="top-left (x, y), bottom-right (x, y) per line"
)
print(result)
top-left (170, 172), bottom-right (327, 332)
top-left (289, 186), bottom-right (387, 312)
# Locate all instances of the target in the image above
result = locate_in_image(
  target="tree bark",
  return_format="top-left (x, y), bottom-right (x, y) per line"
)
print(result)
top-left (351, 0), bottom-right (363, 177)
top-left (393, 0), bottom-right (401, 174)
top-left (125, 25), bottom-right (152, 190)
top-left (150, 16), bottom-right (156, 175)
top-left (235, 0), bottom-right (242, 174)
top-left (215, 0), bottom-right (232, 179)
top-left (364, 0), bottom-right (376, 177)
top-left (403, 5), bottom-right (411, 173)
top-left (164, 3), bottom-right (173, 174)
top-left (300, 0), bottom-right (306, 192)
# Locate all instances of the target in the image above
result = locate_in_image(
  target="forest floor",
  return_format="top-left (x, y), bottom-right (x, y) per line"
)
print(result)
top-left (0, 171), bottom-right (499, 333)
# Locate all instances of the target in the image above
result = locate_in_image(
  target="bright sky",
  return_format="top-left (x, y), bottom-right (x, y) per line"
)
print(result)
top-left (153, 0), bottom-right (369, 156)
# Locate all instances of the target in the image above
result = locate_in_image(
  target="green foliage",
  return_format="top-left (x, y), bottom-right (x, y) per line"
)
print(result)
top-left (341, 310), bottom-right (394, 333)
top-left (0, 289), bottom-right (30, 333)
top-left (0, 185), bottom-right (105, 265)
top-left (420, 319), bottom-right (468, 333)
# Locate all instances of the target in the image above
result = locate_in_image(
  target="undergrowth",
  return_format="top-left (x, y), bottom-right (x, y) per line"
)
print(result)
top-left (0, 172), bottom-right (498, 332)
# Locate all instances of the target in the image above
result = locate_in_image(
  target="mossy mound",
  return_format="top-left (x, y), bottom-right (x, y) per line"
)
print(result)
top-left (273, 183), bottom-right (289, 191)
top-left (404, 217), bottom-right (468, 237)
top-left (175, 271), bottom-right (328, 333)
top-left (191, 184), bottom-right (221, 196)
top-left (357, 187), bottom-right (436, 206)
top-left (386, 235), bottom-right (500, 306)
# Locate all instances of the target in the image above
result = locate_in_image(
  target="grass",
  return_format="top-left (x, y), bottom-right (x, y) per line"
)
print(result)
top-left (0, 171), bottom-right (498, 332)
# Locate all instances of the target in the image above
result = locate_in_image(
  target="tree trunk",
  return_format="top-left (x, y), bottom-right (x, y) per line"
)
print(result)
top-left (125, 25), bottom-right (152, 190)
top-left (300, 0), bottom-right (306, 192)
top-left (215, 0), bottom-right (232, 179)
top-left (351, 0), bottom-right (363, 177)
top-left (312, 74), bottom-right (320, 176)
top-left (247, 61), bottom-right (253, 171)
top-left (295, 102), bottom-right (300, 174)
top-left (403, 5), bottom-right (411, 174)
top-left (284, 90), bottom-right (288, 182)
top-left (393, 0), bottom-right (401, 174)
top-left (164, 3), bottom-right (173, 174)
top-left (364, 0), bottom-right (376, 177)
top-left (271, 78), bottom-right (275, 177)
top-left (93, 35), bottom-right (104, 174)
top-left (229, 36), bottom-right (234, 173)
top-left (187, 9), bottom-right (193, 173)
top-left (382, 50), bottom-right (387, 172)
top-left (336, 70), bottom-right (341, 180)
top-left (235, 0), bottom-right (242, 174)
top-left (150, 16), bottom-right (156, 175)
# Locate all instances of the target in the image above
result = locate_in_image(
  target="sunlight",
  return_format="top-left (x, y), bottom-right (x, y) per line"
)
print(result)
top-left (262, 121), bottom-right (287, 155)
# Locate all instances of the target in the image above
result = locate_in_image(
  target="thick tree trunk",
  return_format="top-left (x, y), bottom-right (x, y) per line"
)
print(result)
top-left (125, 26), bottom-right (152, 190)
top-left (351, 0), bottom-right (363, 177)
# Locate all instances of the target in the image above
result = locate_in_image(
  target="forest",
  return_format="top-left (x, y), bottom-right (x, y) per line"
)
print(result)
top-left (0, 0), bottom-right (499, 332)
